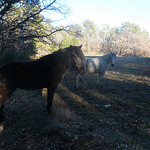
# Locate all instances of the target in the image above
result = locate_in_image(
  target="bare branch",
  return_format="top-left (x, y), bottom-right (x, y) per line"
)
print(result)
top-left (0, 0), bottom-right (20, 19)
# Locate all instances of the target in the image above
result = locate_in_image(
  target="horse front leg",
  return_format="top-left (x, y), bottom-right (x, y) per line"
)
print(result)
top-left (74, 73), bottom-right (87, 89)
top-left (0, 105), bottom-right (5, 124)
top-left (74, 73), bottom-right (80, 89)
top-left (46, 87), bottom-right (57, 115)
top-left (97, 73), bottom-right (104, 88)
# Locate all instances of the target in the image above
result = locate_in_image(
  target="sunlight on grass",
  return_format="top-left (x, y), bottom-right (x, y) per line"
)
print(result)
top-left (106, 71), bottom-right (150, 85)
top-left (0, 124), bottom-right (4, 133)
top-left (87, 89), bottom-right (115, 105)
top-left (53, 93), bottom-right (77, 121)
top-left (59, 84), bottom-right (97, 111)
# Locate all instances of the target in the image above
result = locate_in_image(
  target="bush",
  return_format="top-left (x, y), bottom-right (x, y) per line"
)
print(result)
top-left (0, 49), bottom-right (20, 65)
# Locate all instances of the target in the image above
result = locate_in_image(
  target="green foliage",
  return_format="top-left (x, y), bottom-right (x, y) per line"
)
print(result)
top-left (121, 22), bottom-right (141, 33)
top-left (60, 36), bottom-right (80, 49)
top-left (83, 20), bottom-right (97, 37)
top-left (0, 0), bottom-right (69, 62)
top-left (99, 24), bottom-right (118, 42)
top-left (0, 50), bottom-right (20, 65)
top-left (35, 41), bottom-right (52, 53)
top-left (68, 24), bottom-right (83, 37)
top-left (0, 40), bottom-right (36, 65)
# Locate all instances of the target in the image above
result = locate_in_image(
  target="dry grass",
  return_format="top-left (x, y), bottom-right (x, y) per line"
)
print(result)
top-left (0, 56), bottom-right (150, 150)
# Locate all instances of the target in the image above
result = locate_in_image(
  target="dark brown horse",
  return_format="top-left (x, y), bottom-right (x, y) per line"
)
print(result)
top-left (0, 45), bottom-right (86, 123)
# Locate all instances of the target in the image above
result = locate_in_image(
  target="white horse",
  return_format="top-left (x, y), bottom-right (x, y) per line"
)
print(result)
top-left (74, 52), bottom-right (117, 89)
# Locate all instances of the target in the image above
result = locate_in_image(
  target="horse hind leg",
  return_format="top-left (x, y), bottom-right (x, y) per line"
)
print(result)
top-left (0, 90), bottom-right (7, 124)
top-left (74, 74), bottom-right (80, 89)
top-left (46, 87), bottom-right (57, 115)
top-left (0, 88), bottom-right (16, 124)
top-left (0, 82), bottom-right (11, 124)
top-left (74, 73), bottom-right (88, 89)
top-left (0, 105), bottom-right (5, 124)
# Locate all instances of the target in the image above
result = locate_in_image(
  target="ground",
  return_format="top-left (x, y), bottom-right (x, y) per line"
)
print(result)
top-left (0, 56), bottom-right (150, 150)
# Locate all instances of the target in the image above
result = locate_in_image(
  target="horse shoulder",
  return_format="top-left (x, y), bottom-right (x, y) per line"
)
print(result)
top-left (86, 58), bottom-right (95, 73)
top-left (95, 58), bottom-right (106, 73)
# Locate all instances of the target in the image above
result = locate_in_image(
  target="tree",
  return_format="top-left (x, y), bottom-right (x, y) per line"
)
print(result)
top-left (49, 24), bottom-right (81, 51)
top-left (118, 22), bottom-right (150, 56)
top-left (99, 24), bottom-right (119, 53)
top-left (82, 20), bottom-right (99, 52)
top-left (83, 20), bottom-right (97, 37)
top-left (34, 23), bottom-right (82, 55)
top-left (0, 0), bottom-right (69, 59)
top-left (98, 22), bottom-right (150, 56)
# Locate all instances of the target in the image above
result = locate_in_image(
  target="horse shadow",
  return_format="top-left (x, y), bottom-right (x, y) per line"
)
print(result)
top-left (59, 71), bottom-right (150, 149)
top-left (58, 56), bottom-right (150, 149)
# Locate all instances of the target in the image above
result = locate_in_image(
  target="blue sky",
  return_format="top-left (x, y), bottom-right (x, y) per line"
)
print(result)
top-left (48, 0), bottom-right (150, 33)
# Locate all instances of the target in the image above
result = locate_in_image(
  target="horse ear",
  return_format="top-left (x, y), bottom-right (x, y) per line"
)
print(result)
top-left (79, 45), bottom-right (82, 48)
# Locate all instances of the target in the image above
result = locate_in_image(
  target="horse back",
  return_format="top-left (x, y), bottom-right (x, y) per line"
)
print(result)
top-left (0, 61), bottom-right (57, 90)
top-left (86, 57), bottom-right (108, 74)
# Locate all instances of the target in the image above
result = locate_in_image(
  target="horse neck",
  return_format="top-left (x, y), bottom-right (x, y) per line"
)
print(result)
top-left (40, 49), bottom-right (70, 74)
top-left (103, 54), bottom-right (112, 64)
top-left (55, 49), bottom-right (70, 73)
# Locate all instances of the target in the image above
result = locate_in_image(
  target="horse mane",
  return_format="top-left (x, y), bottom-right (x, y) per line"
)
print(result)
top-left (38, 47), bottom-right (71, 73)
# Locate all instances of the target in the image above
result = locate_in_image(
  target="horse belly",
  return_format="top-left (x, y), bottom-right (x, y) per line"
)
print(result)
top-left (17, 76), bottom-right (49, 90)
top-left (87, 62), bottom-right (100, 73)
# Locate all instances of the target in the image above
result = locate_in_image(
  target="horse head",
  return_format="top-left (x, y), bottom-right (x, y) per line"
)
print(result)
top-left (69, 45), bottom-right (86, 74)
top-left (110, 52), bottom-right (117, 67)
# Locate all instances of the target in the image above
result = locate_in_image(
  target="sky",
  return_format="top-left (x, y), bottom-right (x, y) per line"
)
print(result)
top-left (47, 0), bottom-right (150, 33)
